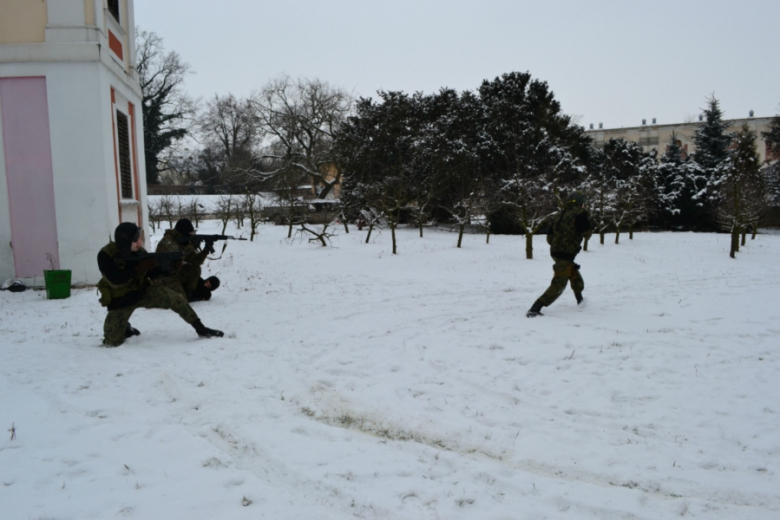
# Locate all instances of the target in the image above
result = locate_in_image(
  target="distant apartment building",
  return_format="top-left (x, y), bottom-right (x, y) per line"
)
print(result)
top-left (0, 0), bottom-right (147, 285)
top-left (585, 115), bottom-right (776, 163)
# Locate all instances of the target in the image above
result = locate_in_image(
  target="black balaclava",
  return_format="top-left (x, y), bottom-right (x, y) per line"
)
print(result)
top-left (114, 222), bottom-right (140, 257)
top-left (175, 218), bottom-right (195, 236)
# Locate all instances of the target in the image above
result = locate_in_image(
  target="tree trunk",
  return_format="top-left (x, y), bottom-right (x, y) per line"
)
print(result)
top-left (457, 224), bottom-right (464, 248)
top-left (486, 229), bottom-right (491, 244)
top-left (600, 231), bottom-right (605, 245)
top-left (287, 220), bottom-right (294, 239)
top-left (629, 223), bottom-right (634, 240)
top-left (342, 219), bottom-right (349, 234)
top-left (752, 225), bottom-right (757, 240)
top-left (525, 232), bottom-right (533, 259)
top-left (730, 229), bottom-right (739, 258)
top-left (741, 228), bottom-right (746, 246)
top-left (583, 236), bottom-right (589, 252)
top-left (615, 229), bottom-right (620, 244)
top-left (391, 223), bottom-right (398, 254)
top-left (365, 223), bottom-right (374, 244)
top-left (419, 220), bottom-right (424, 238)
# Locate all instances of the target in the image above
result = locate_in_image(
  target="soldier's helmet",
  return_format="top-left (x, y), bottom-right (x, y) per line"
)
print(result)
top-left (566, 191), bottom-right (587, 206)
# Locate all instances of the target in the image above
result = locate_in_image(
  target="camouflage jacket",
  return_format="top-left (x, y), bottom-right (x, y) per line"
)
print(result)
top-left (96, 242), bottom-right (151, 309)
top-left (156, 229), bottom-right (209, 267)
top-left (547, 204), bottom-right (592, 260)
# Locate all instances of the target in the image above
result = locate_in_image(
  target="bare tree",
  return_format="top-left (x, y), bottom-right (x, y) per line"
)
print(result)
top-left (184, 197), bottom-right (205, 226)
top-left (252, 76), bottom-right (352, 199)
top-left (197, 94), bottom-right (262, 190)
top-left (157, 195), bottom-right (176, 228)
top-left (242, 191), bottom-right (265, 242)
top-left (215, 195), bottom-right (236, 234)
top-left (360, 207), bottom-right (383, 244)
top-left (147, 197), bottom-right (163, 231)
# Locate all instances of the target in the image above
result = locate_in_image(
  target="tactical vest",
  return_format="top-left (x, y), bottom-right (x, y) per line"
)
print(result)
top-left (549, 204), bottom-right (587, 258)
top-left (96, 242), bottom-right (149, 307)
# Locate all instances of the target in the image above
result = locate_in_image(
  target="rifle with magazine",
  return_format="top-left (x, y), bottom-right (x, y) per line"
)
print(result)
top-left (116, 251), bottom-right (183, 274)
top-left (175, 234), bottom-right (247, 254)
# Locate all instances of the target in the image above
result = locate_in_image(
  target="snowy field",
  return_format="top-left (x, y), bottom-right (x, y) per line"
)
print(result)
top-left (2, 222), bottom-right (779, 519)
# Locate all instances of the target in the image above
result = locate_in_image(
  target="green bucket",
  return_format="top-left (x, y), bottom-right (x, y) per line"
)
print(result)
top-left (44, 270), bottom-right (72, 299)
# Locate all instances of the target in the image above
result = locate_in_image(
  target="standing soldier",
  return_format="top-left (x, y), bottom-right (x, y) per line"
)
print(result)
top-left (527, 191), bottom-right (593, 317)
top-left (97, 222), bottom-right (224, 346)
top-left (155, 218), bottom-right (210, 300)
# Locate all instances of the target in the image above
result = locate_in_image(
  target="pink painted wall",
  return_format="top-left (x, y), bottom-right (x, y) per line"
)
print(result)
top-left (0, 77), bottom-right (59, 277)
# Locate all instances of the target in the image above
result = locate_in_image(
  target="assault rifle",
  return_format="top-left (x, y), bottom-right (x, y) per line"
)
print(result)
top-left (116, 251), bottom-right (183, 274)
top-left (176, 234), bottom-right (247, 254)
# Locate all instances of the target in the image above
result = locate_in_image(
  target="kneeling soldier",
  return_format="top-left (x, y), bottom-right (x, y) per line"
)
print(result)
top-left (97, 222), bottom-right (223, 347)
top-left (155, 218), bottom-right (209, 300)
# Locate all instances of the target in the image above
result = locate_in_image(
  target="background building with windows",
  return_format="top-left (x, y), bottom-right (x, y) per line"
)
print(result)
top-left (0, 0), bottom-right (146, 285)
top-left (586, 115), bottom-right (775, 162)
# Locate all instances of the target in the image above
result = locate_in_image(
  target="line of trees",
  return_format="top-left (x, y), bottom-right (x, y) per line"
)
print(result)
top-left (139, 29), bottom-right (780, 258)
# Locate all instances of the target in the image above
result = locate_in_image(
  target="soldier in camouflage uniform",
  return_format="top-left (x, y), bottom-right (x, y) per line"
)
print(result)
top-left (527, 191), bottom-right (593, 317)
top-left (97, 222), bottom-right (224, 347)
top-left (155, 218), bottom-right (210, 300)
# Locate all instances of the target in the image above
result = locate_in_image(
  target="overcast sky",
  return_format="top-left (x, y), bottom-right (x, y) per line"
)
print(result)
top-left (134, 0), bottom-right (779, 130)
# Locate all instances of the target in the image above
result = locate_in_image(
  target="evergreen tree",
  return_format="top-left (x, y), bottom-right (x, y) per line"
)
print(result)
top-left (582, 145), bottom-right (615, 245)
top-left (693, 95), bottom-right (732, 170)
top-left (422, 89), bottom-right (488, 246)
top-left (600, 139), bottom-right (655, 242)
top-left (689, 95), bottom-right (733, 229)
top-left (717, 124), bottom-right (764, 257)
top-left (136, 30), bottom-right (196, 185)
top-left (653, 132), bottom-right (708, 230)
top-left (478, 72), bottom-right (590, 255)
top-left (654, 132), bottom-right (685, 228)
top-left (334, 92), bottom-right (423, 254)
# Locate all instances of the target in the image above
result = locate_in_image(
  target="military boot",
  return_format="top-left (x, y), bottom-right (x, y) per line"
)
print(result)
top-left (526, 300), bottom-right (544, 318)
top-left (125, 323), bottom-right (141, 338)
top-left (193, 320), bottom-right (224, 338)
top-left (574, 291), bottom-right (583, 305)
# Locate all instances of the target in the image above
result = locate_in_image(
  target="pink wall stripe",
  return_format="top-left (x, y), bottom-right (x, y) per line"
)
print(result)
top-left (0, 77), bottom-right (60, 277)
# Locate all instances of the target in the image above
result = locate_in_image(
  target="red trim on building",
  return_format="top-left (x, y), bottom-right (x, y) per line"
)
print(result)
top-left (108, 30), bottom-right (123, 60)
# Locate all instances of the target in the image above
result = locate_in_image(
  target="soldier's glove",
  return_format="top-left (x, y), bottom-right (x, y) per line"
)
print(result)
top-left (135, 258), bottom-right (158, 273)
top-left (204, 239), bottom-right (216, 255)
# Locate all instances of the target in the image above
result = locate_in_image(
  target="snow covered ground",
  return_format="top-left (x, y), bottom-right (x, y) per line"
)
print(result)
top-left (2, 222), bottom-right (779, 519)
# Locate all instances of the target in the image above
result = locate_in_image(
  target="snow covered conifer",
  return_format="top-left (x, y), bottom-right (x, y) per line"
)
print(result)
top-left (717, 124), bottom-right (764, 257)
top-left (689, 95), bottom-right (733, 229)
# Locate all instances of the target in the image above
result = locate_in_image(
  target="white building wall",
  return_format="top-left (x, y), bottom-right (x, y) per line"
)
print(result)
top-left (0, 0), bottom-right (147, 285)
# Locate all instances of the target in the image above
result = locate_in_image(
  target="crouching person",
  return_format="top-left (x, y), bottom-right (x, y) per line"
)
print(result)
top-left (97, 222), bottom-right (224, 347)
top-left (155, 218), bottom-right (208, 300)
top-left (189, 276), bottom-right (220, 302)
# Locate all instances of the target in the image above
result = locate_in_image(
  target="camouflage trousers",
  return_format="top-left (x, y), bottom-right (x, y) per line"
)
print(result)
top-left (537, 258), bottom-right (584, 307)
top-left (102, 284), bottom-right (199, 347)
top-left (155, 264), bottom-right (201, 299)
